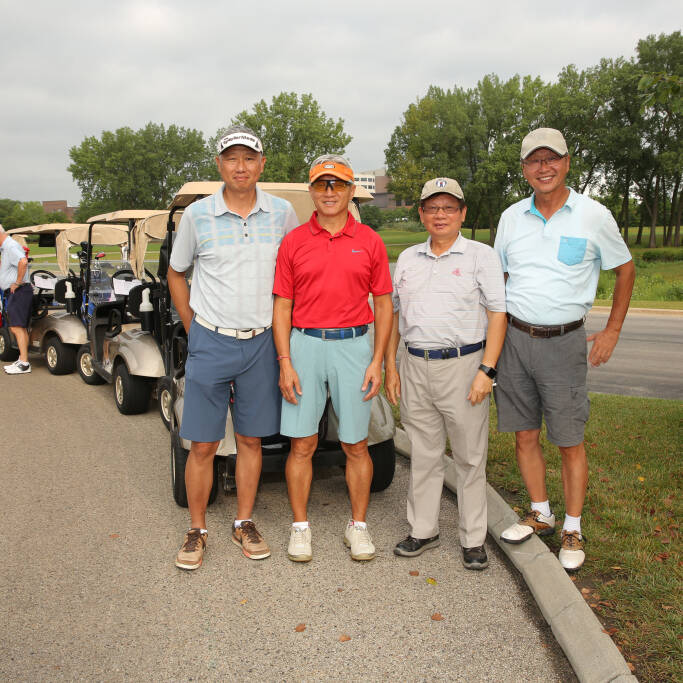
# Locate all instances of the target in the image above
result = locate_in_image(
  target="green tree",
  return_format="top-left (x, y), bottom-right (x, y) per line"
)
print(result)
top-left (69, 122), bottom-right (215, 220)
top-left (359, 204), bottom-right (383, 230)
top-left (212, 93), bottom-right (352, 183)
top-left (2, 201), bottom-right (51, 229)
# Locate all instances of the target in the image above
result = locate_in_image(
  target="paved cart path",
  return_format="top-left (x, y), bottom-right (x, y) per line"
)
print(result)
top-left (1, 359), bottom-right (575, 681)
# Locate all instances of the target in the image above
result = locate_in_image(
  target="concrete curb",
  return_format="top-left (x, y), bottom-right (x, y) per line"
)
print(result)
top-left (592, 305), bottom-right (683, 316)
top-left (393, 429), bottom-right (637, 683)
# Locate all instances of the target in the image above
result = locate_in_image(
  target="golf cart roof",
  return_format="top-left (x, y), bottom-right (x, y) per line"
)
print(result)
top-left (86, 209), bottom-right (165, 224)
top-left (168, 181), bottom-right (373, 220)
top-left (55, 224), bottom-right (131, 276)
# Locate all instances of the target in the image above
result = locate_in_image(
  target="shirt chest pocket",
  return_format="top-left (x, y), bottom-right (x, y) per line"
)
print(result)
top-left (558, 236), bottom-right (587, 266)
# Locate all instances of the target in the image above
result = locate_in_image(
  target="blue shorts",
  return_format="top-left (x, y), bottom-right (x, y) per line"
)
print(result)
top-left (180, 319), bottom-right (281, 442)
top-left (6, 283), bottom-right (33, 328)
top-left (280, 328), bottom-right (373, 444)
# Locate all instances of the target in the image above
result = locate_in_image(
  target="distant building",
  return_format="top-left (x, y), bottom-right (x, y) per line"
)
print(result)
top-left (42, 200), bottom-right (76, 221)
top-left (365, 169), bottom-right (414, 209)
top-left (354, 171), bottom-right (376, 194)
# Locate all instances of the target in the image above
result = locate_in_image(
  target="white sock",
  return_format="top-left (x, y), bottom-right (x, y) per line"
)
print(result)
top-left (233, 518), bottom-right (252, 528)
top-left (350, 520), bottom-right (367, 529)
top-left (292, 521), bottom-right (310, 530)
top-left (190, 527), bottom-right (208, 535)
top-left (563, 514), bottom-right (581, 535)
top-left (531, 500), bottom-right (551, 518)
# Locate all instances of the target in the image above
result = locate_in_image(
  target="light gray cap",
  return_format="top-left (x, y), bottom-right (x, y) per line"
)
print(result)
top-left (520, 128), bottom-right (568, 160)
top-left (420, 177), bottom-right (464, 202)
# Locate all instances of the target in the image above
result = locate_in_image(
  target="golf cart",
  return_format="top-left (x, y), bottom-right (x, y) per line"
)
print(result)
top-left (157, 181), bottom-right (396, 507)
top-left (0, 223), bottom-right (128, 374)
top-left (74, 210), bottom-right (168, 415)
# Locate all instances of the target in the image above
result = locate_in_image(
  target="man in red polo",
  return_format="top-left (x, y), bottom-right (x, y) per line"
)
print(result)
top-left (273, 154), bottom-right (393, 563)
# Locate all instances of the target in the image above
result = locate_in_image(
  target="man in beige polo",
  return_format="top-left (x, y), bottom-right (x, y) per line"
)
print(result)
top-left (384, 178), bottom-right (507, 570)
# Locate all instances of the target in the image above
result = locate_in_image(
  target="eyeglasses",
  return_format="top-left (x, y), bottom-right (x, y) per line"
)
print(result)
top-left (522, 154), bottom-right (567, 170)
top-left (311, 178), bottom-right (352, 193)
top-left (422, 205), bottom-right (461, 215)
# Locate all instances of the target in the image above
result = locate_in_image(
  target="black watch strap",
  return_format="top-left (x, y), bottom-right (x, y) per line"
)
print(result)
top-left (479, 363), bottom-right (497, 379)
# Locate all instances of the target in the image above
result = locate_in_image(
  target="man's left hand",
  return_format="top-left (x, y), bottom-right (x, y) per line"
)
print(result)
top-left (361, 360), bottom-right (383, 402)
top-left (586, 327), bottom-right (620, 367)
top-left (467, 371), bottom-right (493, 406)
top-left (9, 283), bottom-right (19, 293)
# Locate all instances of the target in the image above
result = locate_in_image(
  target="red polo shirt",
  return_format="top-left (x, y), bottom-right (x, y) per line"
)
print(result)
top-left (273, 212), bottom-right (392, 328)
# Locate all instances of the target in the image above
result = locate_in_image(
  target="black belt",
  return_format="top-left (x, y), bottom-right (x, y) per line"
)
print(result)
top-left (297, 325), bottom-right (368, 340)
top-left (508, 314), bottom-right (584, 338)
top-left (406, 340), bottom-right (485, 360)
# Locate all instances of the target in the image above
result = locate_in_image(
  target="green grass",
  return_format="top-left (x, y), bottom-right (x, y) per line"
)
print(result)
top-left (486, 394), bottom-right (682, 682)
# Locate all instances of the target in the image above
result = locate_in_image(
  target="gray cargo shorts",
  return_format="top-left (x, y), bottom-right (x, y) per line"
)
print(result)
top-left (493, 322), bottom-right (590, 447)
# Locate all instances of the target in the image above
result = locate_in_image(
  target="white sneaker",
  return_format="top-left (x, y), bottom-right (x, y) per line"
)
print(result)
top-left (344, 521), bottom-right (376, 561)
top-left (500, 509), bottom-right (555, 544)
top-left (4, 360), bottom-right (31, 374)
top-left (287, 526), bottom-right (312, 562)
top-left (559, 530), bottom-right (585, 571)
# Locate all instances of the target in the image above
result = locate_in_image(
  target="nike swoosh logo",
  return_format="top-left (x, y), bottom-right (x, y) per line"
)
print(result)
top-left (351, 249), bottom-right (363, 253)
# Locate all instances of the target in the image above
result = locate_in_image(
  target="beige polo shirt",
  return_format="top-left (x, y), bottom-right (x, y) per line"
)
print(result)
top-left (392, 234), bottom-right (506, 349)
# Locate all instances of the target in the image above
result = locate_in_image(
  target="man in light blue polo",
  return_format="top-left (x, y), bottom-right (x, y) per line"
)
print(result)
top-left (494, 128), bottom-right (635, 571)
top-left (168, 125), bottom-right (299, 570)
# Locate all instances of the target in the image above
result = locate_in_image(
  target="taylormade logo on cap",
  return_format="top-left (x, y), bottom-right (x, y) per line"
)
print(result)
top-left (217, 132), bottom-right (263, 155)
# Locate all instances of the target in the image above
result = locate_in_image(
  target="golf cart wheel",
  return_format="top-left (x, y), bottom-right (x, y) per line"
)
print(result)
top-left (156, 375), bottom-right (173, 431)
top-left (44, 335), bottom-right (76, 375)
top-left (0, 328), bottom-right (19, 362)
top-left (113, 362), bottom-right (152, 415)
top-left (170, 427), bottom-right (219, 508)
top-left (76, 345), bottom-right (105, 385)
top-left (369, 439), bottom-right (396, 492)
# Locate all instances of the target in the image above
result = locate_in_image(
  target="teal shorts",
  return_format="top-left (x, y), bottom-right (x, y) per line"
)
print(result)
top-left (280, 328), bottom-right (373, 444)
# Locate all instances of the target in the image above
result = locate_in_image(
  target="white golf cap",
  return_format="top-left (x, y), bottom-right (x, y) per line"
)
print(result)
top-left (216, 131), bottom-right (263, 155)
top-left (520, 128), bottom-right (568, 160)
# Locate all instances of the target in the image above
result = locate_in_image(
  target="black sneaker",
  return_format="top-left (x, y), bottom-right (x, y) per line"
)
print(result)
top-left (462, 545), bottom-right (488, 570)
top-left (393, 534), bottom-right (440, 557)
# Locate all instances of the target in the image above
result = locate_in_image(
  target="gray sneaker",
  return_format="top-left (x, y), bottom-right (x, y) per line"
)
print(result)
top-left (4, 360), bottom-right (31, 375)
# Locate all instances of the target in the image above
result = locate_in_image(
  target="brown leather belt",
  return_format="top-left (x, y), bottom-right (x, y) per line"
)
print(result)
top-left (507, 314), bottom-right (584, 338)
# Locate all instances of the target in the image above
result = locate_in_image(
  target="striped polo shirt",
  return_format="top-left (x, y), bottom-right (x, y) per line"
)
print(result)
top-left (392, 233), bottom-right (506, 349)
top-left (170, 185), bottom-right (299, 329)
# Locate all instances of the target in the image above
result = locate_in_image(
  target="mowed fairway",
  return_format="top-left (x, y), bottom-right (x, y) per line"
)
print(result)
top-left (2, 354), bottom-right (575, 681)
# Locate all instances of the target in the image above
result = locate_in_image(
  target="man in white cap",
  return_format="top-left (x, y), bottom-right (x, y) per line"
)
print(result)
top-left (384, 178), bottom-right (507, 570)
top-left (494, 128), bottom-right (635, 571)
top-left (0, 224), bottom-right (32, 374)
top-left (168, 124), bottom-right (299, 570)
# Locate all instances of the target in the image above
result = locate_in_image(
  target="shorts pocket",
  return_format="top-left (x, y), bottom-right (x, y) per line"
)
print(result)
top-left (558, 236), bottom-right (587, 266)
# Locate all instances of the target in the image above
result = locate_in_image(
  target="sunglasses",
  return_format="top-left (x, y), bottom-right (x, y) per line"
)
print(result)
top-left (311, 178), bottom-right (352, 193)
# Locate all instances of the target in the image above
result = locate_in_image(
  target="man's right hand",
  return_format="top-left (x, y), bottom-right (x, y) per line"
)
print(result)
top-left (279, 359), bottom-right (302, 404)
top-left (384, 367), bottom-right (401, 406)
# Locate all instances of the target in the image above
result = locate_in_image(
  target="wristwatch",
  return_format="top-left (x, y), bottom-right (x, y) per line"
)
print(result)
top-left (479, 363), bottom-right (497, 379)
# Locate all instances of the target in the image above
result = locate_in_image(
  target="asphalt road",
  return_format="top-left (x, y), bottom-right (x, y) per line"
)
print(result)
top-left (1, 359), bottom-right (575, 681)
top-left (586, 310), bottom-right (683, 400)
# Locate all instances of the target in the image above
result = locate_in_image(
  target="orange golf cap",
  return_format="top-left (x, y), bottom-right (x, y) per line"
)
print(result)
top-left (309, 159), bottom-right (354, 184)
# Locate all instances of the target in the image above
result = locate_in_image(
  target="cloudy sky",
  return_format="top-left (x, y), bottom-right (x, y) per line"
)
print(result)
top-left (0, 1), bottom-right (678, 205)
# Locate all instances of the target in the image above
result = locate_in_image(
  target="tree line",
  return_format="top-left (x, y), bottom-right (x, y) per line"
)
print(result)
top-left (3, 33), bottom-right (679, 247)
top-left (386, 31), bottom-right (681, 247)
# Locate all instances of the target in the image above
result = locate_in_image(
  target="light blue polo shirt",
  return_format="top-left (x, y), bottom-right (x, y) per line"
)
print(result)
top-left (0, 235), bottom-right (30, 291)
top-left (494, 189), bottom-right (632, 325)
top-left (170, 185), bottom-right (299, 329)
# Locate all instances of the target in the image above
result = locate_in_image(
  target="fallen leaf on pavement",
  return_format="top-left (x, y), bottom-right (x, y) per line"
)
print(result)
top-left (294, 624), bottom-right (306, 632)
top-left (339, 634), bottom-right (351, 642)
top-left (409, 570), bottom-right (419, 576)
top-left (109, 534), bottom-right (119, 539)
top-left (431, 613), bottom-right (443, 621)
top-left (627, 663), bottom-right (635, 673)
top-left (239, 599), bottom-right (247, 605)
top-left (426, 577), bottom-right (437, 585)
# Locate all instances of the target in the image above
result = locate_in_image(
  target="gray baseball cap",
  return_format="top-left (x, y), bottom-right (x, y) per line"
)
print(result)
top-left (420, 177), bottom-right (464, 202)
top-left (520, 128), bottom-right (568, 160)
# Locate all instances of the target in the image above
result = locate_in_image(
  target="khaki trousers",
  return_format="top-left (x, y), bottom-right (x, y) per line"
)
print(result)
top-left (400, 349), bottom-right (489, 547)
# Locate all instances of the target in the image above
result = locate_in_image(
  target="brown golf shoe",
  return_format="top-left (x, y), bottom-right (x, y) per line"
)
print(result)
top-left (175, 528), bottom-right (207, 570)
top-left (232, 520), bottom-right (271, 560)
